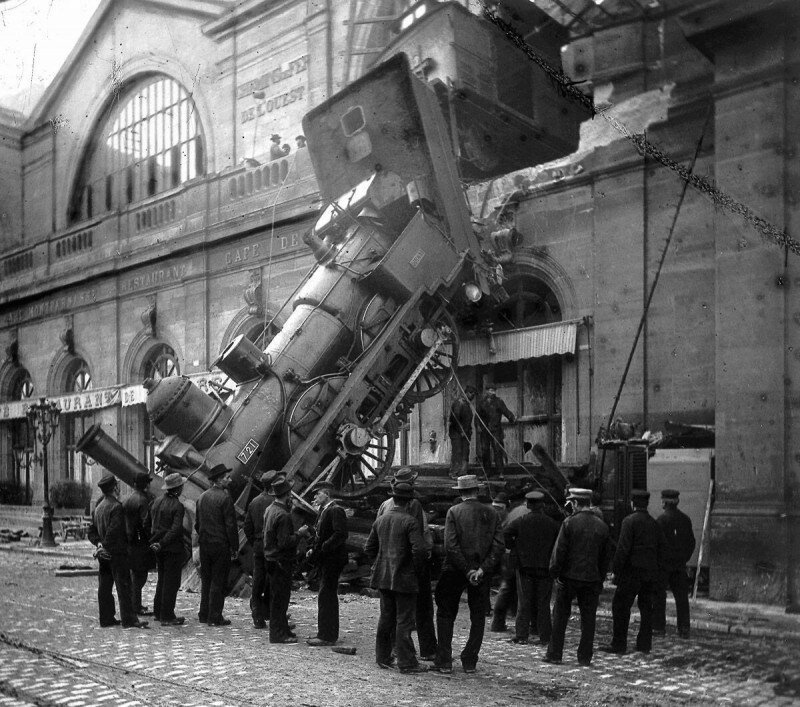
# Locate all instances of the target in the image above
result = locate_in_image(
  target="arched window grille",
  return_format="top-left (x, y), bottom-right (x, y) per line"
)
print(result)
top-left (69, 75), bottom-right (206, 224)
top-left (141, 345), bottom-right (179, 471)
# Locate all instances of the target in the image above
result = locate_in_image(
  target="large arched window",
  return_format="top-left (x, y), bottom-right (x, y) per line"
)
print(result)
top-left (63, 358), bottom-right (93, 482)
top-left (69, 75), bottom-right (206, 224)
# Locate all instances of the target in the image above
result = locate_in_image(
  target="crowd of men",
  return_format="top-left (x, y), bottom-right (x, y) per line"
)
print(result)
top-left (87, 459), bottom-right (696, 677)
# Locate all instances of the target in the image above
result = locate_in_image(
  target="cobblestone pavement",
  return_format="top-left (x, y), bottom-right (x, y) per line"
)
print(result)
top-left (1, 552), bottom-right (799, 706)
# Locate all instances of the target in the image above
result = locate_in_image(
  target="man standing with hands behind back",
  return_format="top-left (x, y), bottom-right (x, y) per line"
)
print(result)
top-left (305, 481), bottom-right (348, 647)
top-left (195, 464), bottom-right (238, 627)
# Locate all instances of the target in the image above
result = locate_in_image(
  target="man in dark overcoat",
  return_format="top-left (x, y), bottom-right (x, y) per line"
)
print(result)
top-left (244, 471), bottom-right (278, 629)
top-left (448, 385), bottom-right (476, 478)
top-left (364, 482), bottom-right (427, 674)
top-left (88, 471), bottom-right (148, 629)
top-left (306, 481), bottom-right (348, 646)
top-left (475, 385), bottom-right (515, 479)
top-left (504, 490), bottom-right (560, 645)
top-left (376, 466), bottom-right (436, 660)
top-left (263, 476), bottom-right (299, 644)
top-left (195, 463), bottom-right (238, 626)
top-left (653, 489), bottom-right (696, 638)
top-left (149, 472), bottom-right (186, 625)
top-left (545, 488), bottom-right (612, 666)
top-left (601, 489), bottom-right (667, 655)
top-left (123, 471), bottom-right (153, 616)
top-left (432, 474), bottom-right (504, 674)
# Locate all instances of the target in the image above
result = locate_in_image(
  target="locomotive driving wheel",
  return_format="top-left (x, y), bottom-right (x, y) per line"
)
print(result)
top-left (284, 374), bottom-right (398, 498)
top-left (403, 300), bottom-right (459, 404)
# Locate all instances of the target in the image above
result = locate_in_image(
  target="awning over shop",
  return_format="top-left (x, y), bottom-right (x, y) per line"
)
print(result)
top-left (458, 319), bottom-right (581, 366)
top-left (0, 371), bottom-right (231, 420)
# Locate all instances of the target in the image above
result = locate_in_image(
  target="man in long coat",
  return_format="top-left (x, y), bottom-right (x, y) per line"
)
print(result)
top-left (244, 471), bottom-right (278, 629)
top-left (475, 386), bottom-right (515, 479)
top-left (149, 472), bottom-right (186, 625)
top-left (123, 471), bottom-right (153, 616)
top-left (306, 481), bottom-right (348, 646)
top-left (195, 463), bottom-right (238, 626)
top-left (364, 482), bottom-right (427, 674)
top-left (448, 385), bottom-right (476, 478)
top-left (88, 471), bottom-right (148, 629)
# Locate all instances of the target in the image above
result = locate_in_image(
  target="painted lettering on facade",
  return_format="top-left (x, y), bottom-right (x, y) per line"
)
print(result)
top-left (4, 288), bottom-right (98, 326)
top-left (237, 56), bottom-right (308, 99)
top-left (56, 389), bottom-right (121, 413)
top-left (240, 86), bottom-right (306, 123)
top-left (120, 264), bottom-right (189, 293)
top-left (225, 243), bottom-right (260, 266)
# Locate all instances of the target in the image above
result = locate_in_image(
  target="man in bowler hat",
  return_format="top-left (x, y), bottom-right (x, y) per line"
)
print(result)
top-left (88, 471), bottom-right (148, 629)
top-left (365, 482), bottom-right (428, 674)
top-left (263, 476), bottom-right (299, 643)
top-left (305, 481), bottom-right (348, 646)
top-left (432, 474), bottom-right (504, 674)
top-left (244, 471), bottom-right (279, 629)
top-left (195, 464), bottom-right (238, 626)
top-left (149, 472), bottom-right (186, 625)
top-left (653, 489), bottom-right (696, 638)
top-left (601, 489), bottom-right (667, 655)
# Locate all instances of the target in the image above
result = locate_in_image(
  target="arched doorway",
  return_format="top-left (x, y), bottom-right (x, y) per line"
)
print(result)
top-left (0, 367), bottom-right (35, 502)
top-left (139, 343), bottom-right (180, 471)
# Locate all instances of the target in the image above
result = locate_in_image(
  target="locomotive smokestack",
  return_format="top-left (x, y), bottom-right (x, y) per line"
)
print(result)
top-left (76, 424), bottom-right (154, 489)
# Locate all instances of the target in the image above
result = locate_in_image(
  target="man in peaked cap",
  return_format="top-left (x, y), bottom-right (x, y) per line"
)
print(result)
top-left (305, 480), bottom-right (348, 646)
top-left (653, 489), bottom-right (696, 638)
top-left (601, 489), bottom-right (667, 655)
top-left (123, 471), bottom-right (153, 616)
top-left (88, 471), bottom-right (148, 629)
top-left (545, 487), bottom-right (611, 666)
top-left (504, 490), bottom-right (560, 645)
top-left (432, 475), bottom-right (504, 674)
top-left (244, 470), bottom-right (280, 629)
top-left (376, 466), bottom-right (436, 660)
top-left (195, 464), bottom-right (238, 626)
top-left (149, 473), bottom-right (186, 625)
top-left (263, 476), bottom-right (300, 643)
top-left (365, 482), bottom-right (428, 674)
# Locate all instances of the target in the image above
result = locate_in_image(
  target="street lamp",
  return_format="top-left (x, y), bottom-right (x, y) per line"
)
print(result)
top-left (26, 397), bottom-right (60, 547)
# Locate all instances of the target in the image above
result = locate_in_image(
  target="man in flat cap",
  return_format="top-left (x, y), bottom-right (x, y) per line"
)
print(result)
top-left (601, 489), bottom-right (667, 655)
top-left (653, 489), bottom-right (695, 638)
top-left (88, 471), bottom-right (148, 629)
top-left (263, 476), bottom-right (300, 643)
top-left (123, 471), bottom-right (153, 616)
top-left (305, 481), bottom-right (348, 646)
top-left (365, 482), bottom-right (428, 674)
top-left (448, 384), bottom-right (476, 479)
top-left (244, 470), bottom-right (280, 629)
top-left (432, 475), bottom-right (504, 674)
top-left (149, 472), bottom-right (186, 625)
top-left (195, 464), bottom-right (238, 626)
top-left (545, 488), bottom-right (611, 666)
top-left (504, 490), bottom-right (560, 645)
top-left (475, 385), bottom-right (515, 480)
top-left (376, 466), bottom-right (436, 660)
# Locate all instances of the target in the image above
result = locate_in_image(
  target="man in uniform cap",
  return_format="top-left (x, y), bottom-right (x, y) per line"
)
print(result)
top-left (304, 481), bottom-right (348, 646)
top-left (195, 464), bottom-right (238, 626)
top-left (244, 470), bottom-right (280, 629)
top-left (432, 475), bottom-right (504, 674)
top-left (364, 482), bottom-right (428, 673)
top-left (123, 471), bottom-right (153, 616)
top-left (504, 490), bottom-right (560, 645)
top-left (263, 476), bottom-right (299, 643)
top-left (601, 489), bottom-right (667, 655)
top-left (653, 489), bottom-right (696, 638)
top-left (88, 471), bottom-right (148, 629)
top-left (376, 466), bottom-right (436, 660)
top-left (149, 472), bottom-right (186, 625)
top-left (545, 488), bottom-right (611, 666)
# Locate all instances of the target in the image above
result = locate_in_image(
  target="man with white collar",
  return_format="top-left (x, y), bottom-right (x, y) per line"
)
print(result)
top-left (305, 481), bottom-right (348, 646)
top-left (431, 475), bottom-right (504, 675)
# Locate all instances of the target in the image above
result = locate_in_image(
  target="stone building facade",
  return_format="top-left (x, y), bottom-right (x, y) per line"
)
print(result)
top-left (0, 0), bottom-right (797, 605)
